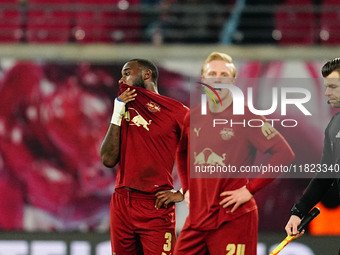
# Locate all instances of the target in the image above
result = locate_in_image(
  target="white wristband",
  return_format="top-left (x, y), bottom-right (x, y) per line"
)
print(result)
top-left (110, 98), bottom-right (126, 126)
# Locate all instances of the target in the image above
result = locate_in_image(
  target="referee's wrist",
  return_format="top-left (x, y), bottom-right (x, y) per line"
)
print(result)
top-left (290, 204), bottom-right (305, 219)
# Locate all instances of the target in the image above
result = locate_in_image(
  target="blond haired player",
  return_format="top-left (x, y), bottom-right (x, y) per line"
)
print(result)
top-left (175, 52), bottom-right (295, 255)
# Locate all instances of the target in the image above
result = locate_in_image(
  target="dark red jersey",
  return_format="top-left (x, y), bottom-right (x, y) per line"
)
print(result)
top-left (115, 84), bottom-right (189, 193)
top-left (178, 104), bottom-right (294, 230)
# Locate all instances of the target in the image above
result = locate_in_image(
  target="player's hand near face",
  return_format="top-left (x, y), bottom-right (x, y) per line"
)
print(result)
top-left (285, 215), bottom-right (305, 238)
top-left (155, 190), bottom-right (184, 209)
top-left (219, 185), bottom-right (253, 213)
top-left (118, 88), bottom-right (137, 103)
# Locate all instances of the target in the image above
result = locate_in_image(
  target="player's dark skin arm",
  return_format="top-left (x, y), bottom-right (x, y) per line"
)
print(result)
top-left (100, 88), bottom-right (137, 168)
top-left (100, 124), bottom-right (121, 167)
top-left (155, 190), bottom-right (184, 209)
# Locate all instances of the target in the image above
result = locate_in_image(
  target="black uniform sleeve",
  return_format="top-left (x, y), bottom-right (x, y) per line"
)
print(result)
top-left (292, 122), bottom-right (336, 217)
top-left (292, 178), bottom-right (335, 218)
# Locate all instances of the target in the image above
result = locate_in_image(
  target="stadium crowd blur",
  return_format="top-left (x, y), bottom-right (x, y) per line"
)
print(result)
top-left (1, 0), bottom-right (340, 234)
top-left (0, 0), bottom-right (340, 45)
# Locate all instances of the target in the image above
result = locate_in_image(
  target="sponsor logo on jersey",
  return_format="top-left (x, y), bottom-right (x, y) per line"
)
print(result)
top-left (194, 148), bottom-right (226, 166)
top-left (125, 107), bottom-right (152, 131)
top-left (220, 128), bottom-right (234, 140)
top-left (194, 127), bottom-right (201, 136)
top-left (146, 101), bottom-right (161, 112)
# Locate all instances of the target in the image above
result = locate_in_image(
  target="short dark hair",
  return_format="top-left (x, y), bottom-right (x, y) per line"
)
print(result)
top-left (322, 58), bottom-right (340, 77)
top-left (128, 58), bottom-right (159, 83)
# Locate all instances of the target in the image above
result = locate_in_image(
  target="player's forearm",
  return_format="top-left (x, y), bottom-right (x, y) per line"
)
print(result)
top-left (247, 140), bottom-right (295, 194)
top-left (100, 124), bottom-right (121, 168)
top-left (100, 97), bottom-right (127, 168)
top-left (268, 139), bottom-right (295, 167)
top-left (293, 178), bottom-right (335, 217)
top-left (176, 149), bottom-right (189, 193)
top-left (176, 116), bottom-right (190, 193)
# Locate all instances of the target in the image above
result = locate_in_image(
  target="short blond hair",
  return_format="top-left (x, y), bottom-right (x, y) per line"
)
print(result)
top-left (201, 52), bottom-right (237, 77)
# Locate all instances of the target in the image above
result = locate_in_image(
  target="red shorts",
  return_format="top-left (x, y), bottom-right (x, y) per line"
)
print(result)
top-left (110, 188), bottom-right (176, 255)
top-left (174, 209), bottom-right (258, 255)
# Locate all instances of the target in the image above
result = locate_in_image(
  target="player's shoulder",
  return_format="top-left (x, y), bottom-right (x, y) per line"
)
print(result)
top-left (328, 111), bottom-right (340, 125)
top-left (332, 111), bottom-right (340, 120)
top-left (327, 111), bottom-right (340, 129)
top-left (162, 94), bottom-right (189, 111)
top-left (156, 94), bottom-right (189, 120)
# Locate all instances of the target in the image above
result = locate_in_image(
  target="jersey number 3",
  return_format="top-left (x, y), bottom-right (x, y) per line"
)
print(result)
top-left (163, 232), bottom-right (172, 252)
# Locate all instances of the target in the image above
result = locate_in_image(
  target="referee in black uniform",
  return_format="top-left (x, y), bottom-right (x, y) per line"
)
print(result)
top-left (285, 58), bottom-right (340, 253)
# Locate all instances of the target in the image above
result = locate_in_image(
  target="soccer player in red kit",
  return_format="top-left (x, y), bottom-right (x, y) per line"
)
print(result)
top-left (174, 52), bottom-right (295, 255)
top-left (100, 59), bottom-right (189, 255)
